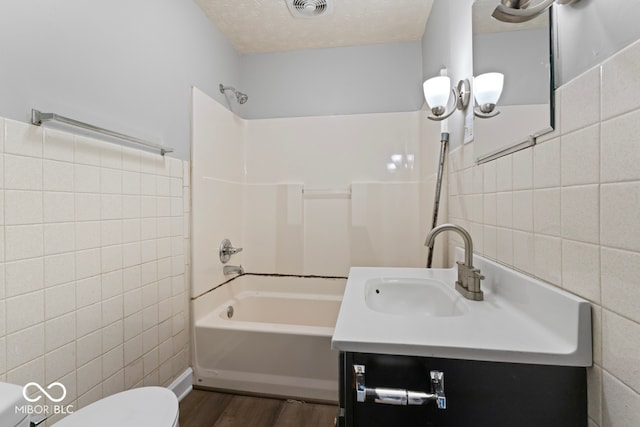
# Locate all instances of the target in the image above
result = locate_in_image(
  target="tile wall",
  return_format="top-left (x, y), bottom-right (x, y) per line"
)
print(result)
top-left (0, 118), bottom-right (191, 424)
top-left (447, 39), bottom-right (640, 426)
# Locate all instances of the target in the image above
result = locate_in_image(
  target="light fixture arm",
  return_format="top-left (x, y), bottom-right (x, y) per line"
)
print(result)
top-left (474, 106), bottom-right (501, 119)
top-left (492, 0), bottom-right (553, 23)
top-left (427, 79), bottom-right (470, 122)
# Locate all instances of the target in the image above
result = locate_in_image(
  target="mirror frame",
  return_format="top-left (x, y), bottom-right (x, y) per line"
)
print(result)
top-left (473, 4), bottom-right (556, 164)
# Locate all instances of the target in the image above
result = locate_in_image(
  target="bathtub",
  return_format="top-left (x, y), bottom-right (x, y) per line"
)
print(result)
top-left (192, 274), bottom-right (346, 402)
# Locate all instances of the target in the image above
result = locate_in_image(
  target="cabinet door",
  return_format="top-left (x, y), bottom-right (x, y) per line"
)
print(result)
top-left (340, 352), bottom-right (587, 427)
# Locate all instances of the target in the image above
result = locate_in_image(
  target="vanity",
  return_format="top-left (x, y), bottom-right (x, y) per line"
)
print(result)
top-left (331, 250), bottom-right (592, 426)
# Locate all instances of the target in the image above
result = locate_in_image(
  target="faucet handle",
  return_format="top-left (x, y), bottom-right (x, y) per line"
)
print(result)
top-left (219, 239), bottom-right (243, 263)
top-left (226, 246), bottom-right (243, 255)
top-left (472, 268), bottom-right (485, 280)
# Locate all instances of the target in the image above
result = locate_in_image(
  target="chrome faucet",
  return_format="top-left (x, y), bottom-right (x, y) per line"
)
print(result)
top-left (223, 265), bottom-right (244, 275)
top-left (425, 223), bottom-right (484, 301)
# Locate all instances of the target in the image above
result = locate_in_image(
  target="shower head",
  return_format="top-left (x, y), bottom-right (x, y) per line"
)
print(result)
top-left (236, 92), bottom-right (248, 104)
top-left (219, 84), bottom-right (248, 104)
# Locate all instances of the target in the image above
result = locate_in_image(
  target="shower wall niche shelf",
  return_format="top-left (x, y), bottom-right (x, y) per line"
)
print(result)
top-left (31, 109), bottom-right (174, 156)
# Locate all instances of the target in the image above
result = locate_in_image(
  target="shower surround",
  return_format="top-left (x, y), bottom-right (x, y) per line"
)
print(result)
top-left (190, 87), bottom-right (447, 399)
top-left (190, 87), bottom-right (446, 295)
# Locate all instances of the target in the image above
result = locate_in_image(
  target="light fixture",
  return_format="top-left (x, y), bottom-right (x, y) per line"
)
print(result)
top-left (422, 76), bottom-right (470, 121)
top-left (492, 0), bottom-right (580, 24)
top-left (473, 72), bottom-right (504, 119)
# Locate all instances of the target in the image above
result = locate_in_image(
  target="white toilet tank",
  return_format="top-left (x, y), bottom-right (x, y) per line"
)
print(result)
top-left (0, 382), bottom-right (30, 427)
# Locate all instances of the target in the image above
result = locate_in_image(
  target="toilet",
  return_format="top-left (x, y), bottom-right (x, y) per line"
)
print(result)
top-left (0, 382), bottom-right (29, 427)
top-left (0, 383), bottom-right (179, 427)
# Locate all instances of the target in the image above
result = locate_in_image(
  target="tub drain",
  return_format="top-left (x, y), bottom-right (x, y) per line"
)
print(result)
top-left (226, 305), bottom-right (234, 318)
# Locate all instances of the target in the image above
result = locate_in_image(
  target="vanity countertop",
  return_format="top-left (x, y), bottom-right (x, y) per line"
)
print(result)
top-left (331, 252), bottom-right (592, 367)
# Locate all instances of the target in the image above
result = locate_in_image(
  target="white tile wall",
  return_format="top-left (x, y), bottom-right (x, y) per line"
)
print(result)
top-left (560, 67), bottom-right (601, 134)
top-left (562, 240), bottom-right (600, 304)
top-left (601, 182), bottom-right (640, 253)
top-left (602, 311), bottom-right (640, 393)
top-left (600, 248), bottom-right (640, 324)
top-left (561, 125), bottom-right (600, 186)
top-left (448, 38), bottom-right (640, 426)
top-left (561, 185), bottom-right (599, 244)
top-left (512, 149), bottom-right (533, 190)
top-left (601, 40), bottom-right (640, 121)
top-left (602, 371), bottom-right (640, 426)
top-left (601, 111), bottom-right (640, 183)
top-left (533, 137), bottom-right (561, 189)
top-left (0, 118), bottom-right (191, 425)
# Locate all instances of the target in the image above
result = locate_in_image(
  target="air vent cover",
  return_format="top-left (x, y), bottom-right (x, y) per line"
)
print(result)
top-left (286, 0), bottom-right (334, 18)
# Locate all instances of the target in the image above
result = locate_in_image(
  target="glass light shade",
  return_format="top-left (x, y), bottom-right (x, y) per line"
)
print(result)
top-left (474, 73), bottom-right (504, 106)
top-left (423, 76), bottom-right (451, 109)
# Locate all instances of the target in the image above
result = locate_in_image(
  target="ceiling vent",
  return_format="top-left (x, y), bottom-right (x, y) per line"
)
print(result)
top-left (286, 0), bottom-right (333, 18)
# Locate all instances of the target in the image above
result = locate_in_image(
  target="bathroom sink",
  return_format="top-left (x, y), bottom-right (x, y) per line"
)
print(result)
top-left (332, 250), bottom-right (592, 367)
top-left (364, 278), bottom-right (469, 317)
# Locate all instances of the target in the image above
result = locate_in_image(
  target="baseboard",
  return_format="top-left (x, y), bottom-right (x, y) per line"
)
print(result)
top-left (168, 367), bottom-right (193, 402)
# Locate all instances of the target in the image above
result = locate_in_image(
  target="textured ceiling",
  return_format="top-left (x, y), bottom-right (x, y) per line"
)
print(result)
top-left (194, 0), bottom-right (435, 54)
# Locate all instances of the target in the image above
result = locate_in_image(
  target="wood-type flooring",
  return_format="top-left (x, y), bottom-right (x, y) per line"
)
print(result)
top-left (179, 389), bottom-right (339, 427)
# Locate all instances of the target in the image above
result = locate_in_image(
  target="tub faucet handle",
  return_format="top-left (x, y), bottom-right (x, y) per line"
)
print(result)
top-left (220, 239), bottom-right (243, 263)
top-left (226, 246), bottom-right (243, 255)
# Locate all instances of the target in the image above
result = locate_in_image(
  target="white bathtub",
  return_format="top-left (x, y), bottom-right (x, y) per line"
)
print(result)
top-left (192, 274), bottom-right (346, 402)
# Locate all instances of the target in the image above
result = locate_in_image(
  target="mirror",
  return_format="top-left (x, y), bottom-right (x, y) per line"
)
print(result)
top-left (472, 0), bottom-right (554, 163)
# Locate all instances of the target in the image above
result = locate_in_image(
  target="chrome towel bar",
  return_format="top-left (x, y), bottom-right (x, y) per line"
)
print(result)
top-left (31, 109), bottom-right (174, 156)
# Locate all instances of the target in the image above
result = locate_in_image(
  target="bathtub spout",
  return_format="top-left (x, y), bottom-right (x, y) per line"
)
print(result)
top-left (223, 265), bottom-right (244, 275)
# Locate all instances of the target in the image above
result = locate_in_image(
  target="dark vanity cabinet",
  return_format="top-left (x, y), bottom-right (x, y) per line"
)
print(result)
top-left (337, 352), bottom-right (587, 427)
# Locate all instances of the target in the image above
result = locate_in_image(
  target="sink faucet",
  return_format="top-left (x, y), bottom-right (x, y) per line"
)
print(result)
top-left (425, 224), bottom-right (484, 301)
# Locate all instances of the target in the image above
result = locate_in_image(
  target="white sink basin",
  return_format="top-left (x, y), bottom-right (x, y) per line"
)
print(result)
top-left (364, 278), bottom-right (469, 317)
top-left (332, 250), bottom-right (592, 367)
